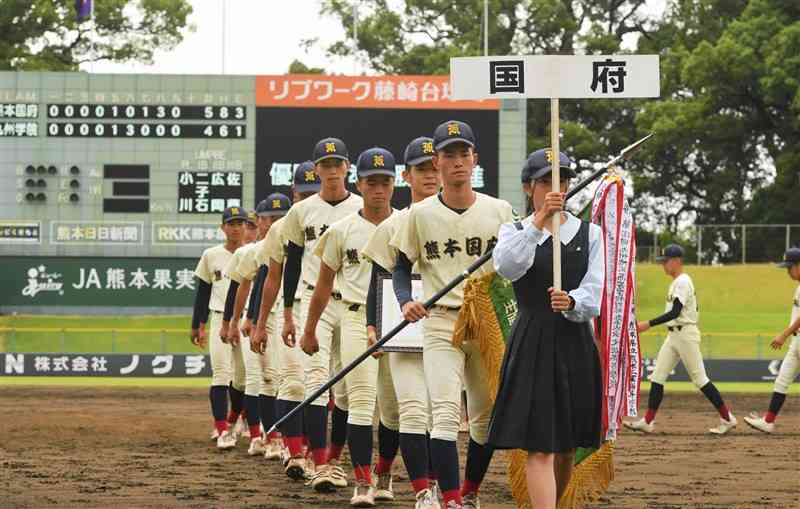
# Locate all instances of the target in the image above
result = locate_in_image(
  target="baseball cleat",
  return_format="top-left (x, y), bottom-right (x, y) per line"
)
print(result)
top-left (264, 439), bottom-right (283, 461)
top-left (285, 457), bottom-right (307, 481)
top-left (415, 488), bottom-right (441, 509)
top-left (247, 437), bottom-right (266, 456)
top-left (462, 492), bottom-right (480, 509)
top-left (430, 480), bottom-right (442, 504)
top-left (216, 429), bottom-right (237, 450)
top-left (373, 470), bottom-right (394, 501)
top-left (350, 481), bottom-right (376, 507)
top-left (624, 418), bottom-right (655, 433)
top-left (744, 412), bottom-right (775, 434)
top-left (329, 463), bottom-right (348, 488)
top-left (709, 412), bottom-right (737, 435)
top-left (307, 465), bottom-right (337, 492)
top-left (303, 457), bottom-right (316, 479)
top-left (210, 428), bottom-right (220, 441)
top-left (444, 501), bottom-right (463, 509)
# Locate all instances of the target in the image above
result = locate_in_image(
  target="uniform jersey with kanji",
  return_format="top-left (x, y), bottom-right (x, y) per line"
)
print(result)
top-left (315, 210), bottom-right (398, 305)
top-left (362, 207), bottom-right (417, 272)
top-left (665, 273), bottom-right (699, 327)
top-left (281, 192), bottom-right (363, 288)
top-left (224, 242), bottom-right (255, 284)
top-left (392, 192), bottom-right (515, 308)
top-left (237, 239), bottom-right (266, 282)
top-left (194, 244), bottom-right (234, 312)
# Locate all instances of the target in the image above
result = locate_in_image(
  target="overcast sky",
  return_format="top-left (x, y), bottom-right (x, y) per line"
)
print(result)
top-left (87, 0), bottom-right (668, 76)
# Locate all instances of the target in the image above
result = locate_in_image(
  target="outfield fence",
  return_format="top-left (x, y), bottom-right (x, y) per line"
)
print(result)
top-left (0, 327), bottom-right (787, 360)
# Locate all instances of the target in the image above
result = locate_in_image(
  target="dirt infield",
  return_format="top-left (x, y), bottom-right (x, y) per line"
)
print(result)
top-left (1, 387), bottom-right (798, 508)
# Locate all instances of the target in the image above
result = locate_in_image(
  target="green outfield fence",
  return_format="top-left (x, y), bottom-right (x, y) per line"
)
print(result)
top-left (0, 327), bottom-right (788, 360)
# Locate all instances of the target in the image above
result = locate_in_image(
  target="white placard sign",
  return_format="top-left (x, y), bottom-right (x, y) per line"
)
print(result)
top-left (450, 55), bottom-right (660, 99)
top-left (377, 273), bottom-right (424, 353)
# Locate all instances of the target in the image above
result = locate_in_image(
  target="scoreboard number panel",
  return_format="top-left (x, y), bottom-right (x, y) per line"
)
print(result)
top-left (46, 104), bottom-right (246, 120)
top-left (47, 122), bottom-right (246, 139)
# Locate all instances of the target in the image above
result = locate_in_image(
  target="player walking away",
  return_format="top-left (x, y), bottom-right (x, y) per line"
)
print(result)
top-left (226, 197), bottom-right (292, 456)
top-left (304, 147), bottom-right (397, 507)
top-left (391, 121), bottom-right (516, 509)
top-left (281, 138), bottom-right (363, 491)
top-left (626, 244), bottom-right (737, 435)
top-left (744, 247), bottom-right (800, 433)
top-left (362, 136), bottom-right (442, 509)
top-left (489, 150), bottom-right (604, 509)
top-left (190, 206), bottom-right (246, 450)
top-left (251, 163), bottom-right (320, 477)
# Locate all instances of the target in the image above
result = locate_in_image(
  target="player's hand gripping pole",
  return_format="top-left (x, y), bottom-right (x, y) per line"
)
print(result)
top-left (266, 133), bottom-right (653, 436)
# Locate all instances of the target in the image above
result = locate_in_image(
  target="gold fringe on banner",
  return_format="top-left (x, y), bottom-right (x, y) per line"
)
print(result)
top-left (454, 272), bottom-right (615, 509)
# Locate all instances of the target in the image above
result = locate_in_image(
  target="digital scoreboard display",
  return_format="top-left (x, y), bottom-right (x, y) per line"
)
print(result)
top-left (0, 72), bottom-right (500, 258)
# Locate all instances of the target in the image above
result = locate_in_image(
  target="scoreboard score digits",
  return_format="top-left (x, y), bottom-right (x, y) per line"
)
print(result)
top-left (46, 104), bottom-right (246, 120)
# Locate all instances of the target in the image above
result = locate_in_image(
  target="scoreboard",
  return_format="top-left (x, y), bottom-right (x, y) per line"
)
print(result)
top-left (0, 72), bottom-right (503, 259)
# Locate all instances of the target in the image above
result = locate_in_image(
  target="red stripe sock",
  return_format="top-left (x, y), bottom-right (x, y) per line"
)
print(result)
top-left (249, 424), bottom-right (261, 439)
top-left (311, 448), bottom-right (328, 467)
top-left (354, 465), bottom-right (373, 484)
top-left (214, 420), bottom-right (229, 434)
top-left (645, 409), bottom-right (657, 424)
top-left (226, 410), bottom-right (239, 424)
top-left (286, 437), bottom-right (304, 457)
top-left (461, 479), bottom-right (480, 497)
top-left (374, 456), bottom-right (394, 475)
top-left (327, 444), bottom-right (344, 462)
top-left (718, 404), bottom-right (731, 421)
top-left (411, 478), bottom-right (430, 494)
top-left (765, 411), bottom-right (777, 424)
top-left (267, 431), bottom-right (280, 441)
top-left (442, 489), bottom-right (462, 507)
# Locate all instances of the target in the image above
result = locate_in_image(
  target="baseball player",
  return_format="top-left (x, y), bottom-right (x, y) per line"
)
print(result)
top-left (362, 136), bottom-right (442, 509)
top-left (744, 247), bottom-right (800, 433)
top-left (277, 138), bottom-right (363, 491)
top-left (225, 197), bottom-right (291, 456)
top-left (391, 120), bottom-right (515, 509)
top-left (251, 162), bottom-right (321, 477)
top-left (190, 206), bottom-right (247, 450)
top-left (626, 244), bottom-right (737, 434)
top-left (303, 147), bottom-right (397, 507)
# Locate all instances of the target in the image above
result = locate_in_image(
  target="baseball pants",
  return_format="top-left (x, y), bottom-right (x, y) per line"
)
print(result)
top-left (274, 301), bottom-right (307, 402)
top-left (423, 308), bottom-right (493, 444)
top-left (387, 352), bottom-right (430, 434)
top-left (239, 312), bottom-right (279, 397)
top-left (208, 310), bottom-right (234, 387)
top-left (774, 336), bottom-right (800, 394)
top-left (650, 325), bottom-right (710, 388)
top-left (377, 353), bottom-right (400, 431)
top-left (339, 306), bottom-right (378, 426)
top-left (302, 286), bottom-right (348, 409)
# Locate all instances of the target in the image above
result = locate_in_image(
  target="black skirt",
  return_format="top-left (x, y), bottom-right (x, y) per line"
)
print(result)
top-left (487, 309), bottom-right (603, 453)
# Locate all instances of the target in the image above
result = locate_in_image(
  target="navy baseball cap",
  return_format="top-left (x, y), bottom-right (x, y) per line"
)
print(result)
top-left (655, 244), bottom-right (685, 262)
top-left (222, 206), bottom-right (248, 224)
top-left (522, 149), bottom-right (576, 182)
top-left (404, 137), bottom-right (436, 167)
top-left (293, 161), bottom-right (320, 193)
top-left (257, 193), bottom-right (292, 217)
top-left (312, 137), bottom-right (349, 164)
top-left (245, 210), bottom-right (258, 226)
top-left (433, 120), bottom-right (476, 151)
top-left (777, 247), bottom-right (800, 268)
top-left (357, 147), bottom-right (396, 178)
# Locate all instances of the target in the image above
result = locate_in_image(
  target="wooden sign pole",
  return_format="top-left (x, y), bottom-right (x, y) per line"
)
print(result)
top-left (550, 97), bottom-right (561, 290)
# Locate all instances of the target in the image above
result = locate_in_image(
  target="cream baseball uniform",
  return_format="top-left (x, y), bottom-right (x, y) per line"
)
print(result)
top-left (257, 216), bottom-right (306, 402)
top-left (650, 272), bottom-right (710, 388)
top-left (223, 243), bottom-right (253, 392)
top-left (230, 239), bottom-right (280, 399)
top-left (362, 207), bottom-right (427, 434)
top-left (195, 244), bottom-right (234, 387)
top-left (315, 210), bottom-right (397, 426)
top-left (282, 192), bottom-right (363, 407)
top-left (392, 192), bottom-right (515, 443)
top-left (774, 285), bottom-right (800, 394)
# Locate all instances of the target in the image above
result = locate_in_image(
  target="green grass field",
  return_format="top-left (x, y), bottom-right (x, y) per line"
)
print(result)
top-left (1, 263), bottom-right (797, 359)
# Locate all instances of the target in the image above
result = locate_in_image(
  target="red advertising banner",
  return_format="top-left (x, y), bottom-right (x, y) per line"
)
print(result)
top-left (256, 74), bottom-right (499, 110)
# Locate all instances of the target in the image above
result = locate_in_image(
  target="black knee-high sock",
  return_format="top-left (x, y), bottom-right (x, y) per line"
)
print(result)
top-left (347, 423), bottom-right (373, 468)
top-left (259, 395), bottom-right (276, 435)
top-left (400, 432), bottom-right (429, 486)
top-left (700, 382), bottom-right (730, 419)
top-left (331, 405), bottom-right (348, 447)
top-left (244, 394), bottom-right (260, 427)
top-left (463, 438), bottom-right (494, 490)
top-left (427, 433), bottom-right (437, 479)
top-left (210, 385), bottom-right (228, 422)
top-left (305, 404), bottom-right (328, 463)
top-left (429, 438), bottom-right (460, 495)
top-left (645, 382), bottom-right (664, 423)
top-left (228, 383), bottom-right (244, 415)
top-left (378, 422), bottom-right (400, 460)
top-left (279, 400), bottom-right (304, 437)
top-left (767, 392), bottom-right (787, 419)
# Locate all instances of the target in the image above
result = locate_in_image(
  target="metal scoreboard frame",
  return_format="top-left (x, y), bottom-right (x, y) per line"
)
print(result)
top-left (0, 72), bottom-right (525, 260)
